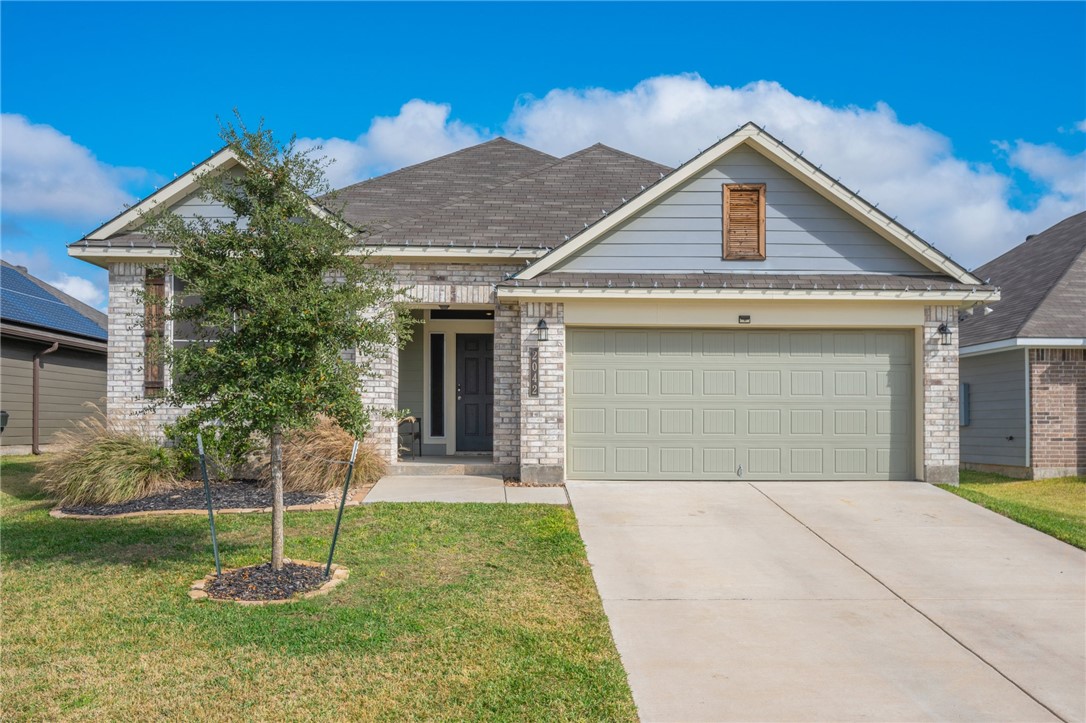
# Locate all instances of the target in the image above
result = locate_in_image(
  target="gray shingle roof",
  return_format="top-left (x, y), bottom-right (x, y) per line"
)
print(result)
top-left (328, 137), bottom-right (558, 230)
top-left (500, 272), bottom-right (983, 292)
top-left (1, 260), bottom-right (107, 341)
top-left (361, 144), bottom-right (671, 249)
top-left (959, 211), bottom-right (1086, 347)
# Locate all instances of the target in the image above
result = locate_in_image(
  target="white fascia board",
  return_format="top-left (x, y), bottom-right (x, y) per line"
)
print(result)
top-left (86, 148), bottom-right (241, 240)
top-left (516, 130), bottom-right (754, 279)
top-left (960, 337), bottom-right (1086, 357)
top-left (84, 147), bottom-right (354, 241)
top-left (67, 246), bottom-right (178, 268)
top-left (518, 124), bottom-right (979, 285)
top-left (497, 286), bottom-right (999, 304)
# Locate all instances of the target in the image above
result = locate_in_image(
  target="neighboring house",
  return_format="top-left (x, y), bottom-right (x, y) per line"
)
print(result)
top-left (68, 123), bottom-right (998, 484)
top-left (959, 212), bottom-right (1085, 479)
top-left (0, 260), bottom-right (108, 454)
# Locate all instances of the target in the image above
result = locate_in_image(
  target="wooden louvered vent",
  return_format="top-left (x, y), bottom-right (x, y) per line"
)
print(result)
top-left (144, 270), bottom-right (166, 396)
top-left (723, 183), bottom-right (766, 260)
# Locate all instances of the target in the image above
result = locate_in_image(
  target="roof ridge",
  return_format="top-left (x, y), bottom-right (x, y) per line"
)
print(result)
top-left (580, 142), bottom-right (671, 170)
top-left (360, 140), bottom-right (669, 244)
top-left (332, 137), bottom-right (556, 195)
top-left (358, 142), bottom-right (586, 240)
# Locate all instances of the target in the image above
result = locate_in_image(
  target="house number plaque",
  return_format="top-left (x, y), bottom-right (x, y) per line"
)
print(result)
top-left (528, 347), bottom-right (539, 397)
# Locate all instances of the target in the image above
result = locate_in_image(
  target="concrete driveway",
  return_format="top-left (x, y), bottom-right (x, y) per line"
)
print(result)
top-left (567, 481), bottom-right (1085, 722)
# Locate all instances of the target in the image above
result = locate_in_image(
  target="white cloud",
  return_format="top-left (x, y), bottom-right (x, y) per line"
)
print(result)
top-left (1003, 140), bottom-right (1086, 199)
top-left (504, 74), bottom-right (1085, 268)
top-left (298, 100), bottom-right (488, 188)
top-left (0, 113), bottom-right (149, 224)
top-left (48, 272), bottom-right (106, 308)
top-left (305, 74), bottom-right (1083, 268)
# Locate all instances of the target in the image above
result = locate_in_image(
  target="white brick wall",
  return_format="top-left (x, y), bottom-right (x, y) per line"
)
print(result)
top-left (493, 301), bottom-right (521, 466)
top-left (518, 302), bottom-right (565, 483)
top-left (106, 263), bottom-right (184, 434)
top-left (923, 304), bottom-right (959, 484)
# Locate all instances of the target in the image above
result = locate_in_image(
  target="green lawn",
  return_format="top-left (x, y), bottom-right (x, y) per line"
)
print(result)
top-left (941, 470), bottom-right (1086, 550)
top-left (0, 456), bottom-right (635, 721)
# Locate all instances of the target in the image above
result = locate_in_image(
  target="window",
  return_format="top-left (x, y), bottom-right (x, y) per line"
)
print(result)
top-left (143, 270), bottom-right (166, 396)
top-left (959, 382), bottom-right (971, 426)
top-left (430, 333), bottom-right (445, 437)
top-left (723, 183), bottom-right (766, 260)
top-left (171, 277), bottom-right (222, 349)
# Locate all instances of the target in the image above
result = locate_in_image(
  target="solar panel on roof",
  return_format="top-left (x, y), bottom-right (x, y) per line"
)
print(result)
top-left (0, 266), bottom-right (107, 341)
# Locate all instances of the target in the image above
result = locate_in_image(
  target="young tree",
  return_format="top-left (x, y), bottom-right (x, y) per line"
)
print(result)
top-left (144, 117), bottom-right (408, 570)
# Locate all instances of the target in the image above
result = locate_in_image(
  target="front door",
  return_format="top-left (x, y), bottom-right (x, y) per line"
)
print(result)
top-left (456, 334), bottom-right (494, 452)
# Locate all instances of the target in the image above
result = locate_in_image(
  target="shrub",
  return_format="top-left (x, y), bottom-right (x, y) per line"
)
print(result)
top-left (281, 416), bottom-right (386, 492)
top-left (165, 417), bottom-right (264, 482)
top-left (35, 408), bottom-right (182, 505)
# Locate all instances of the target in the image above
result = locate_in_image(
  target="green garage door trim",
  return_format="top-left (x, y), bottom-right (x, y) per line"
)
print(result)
top-left (566, 328), bottom-right (914, 481)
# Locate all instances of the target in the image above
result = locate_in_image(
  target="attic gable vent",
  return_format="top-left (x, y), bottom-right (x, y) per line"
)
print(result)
top-left (723, 183), bottom-right (766, 261)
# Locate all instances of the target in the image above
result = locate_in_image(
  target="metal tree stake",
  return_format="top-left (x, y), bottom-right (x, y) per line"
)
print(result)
top-left (325, 439), bottom-right (360, 578)
top-left (196, 433), bottom-right (222, 575)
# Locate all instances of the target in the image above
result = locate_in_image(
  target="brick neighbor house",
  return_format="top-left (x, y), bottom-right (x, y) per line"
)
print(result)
top-left (959, 212), bottom-right (1085, 479)
top-left (68, 123), bottom-right (999, 485)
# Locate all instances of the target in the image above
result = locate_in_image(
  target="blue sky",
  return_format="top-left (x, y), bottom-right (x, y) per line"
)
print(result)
top-left (2, 1), bottom-right (1084, 308)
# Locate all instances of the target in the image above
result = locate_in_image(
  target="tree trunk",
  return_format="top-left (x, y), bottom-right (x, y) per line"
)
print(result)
top-left (270, 428), bottom-right (285, 571)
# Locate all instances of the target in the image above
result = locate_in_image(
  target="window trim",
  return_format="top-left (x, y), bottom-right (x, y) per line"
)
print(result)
top-left (722, 183), bottom-right (766, 261)
top-left (143, 270), bottom-right (166, 397)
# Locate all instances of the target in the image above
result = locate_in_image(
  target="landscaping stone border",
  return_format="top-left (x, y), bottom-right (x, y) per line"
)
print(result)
top-left (49, 486), bottom-right (372, 520)
top-left (189, 559), bottom-right (349, 605)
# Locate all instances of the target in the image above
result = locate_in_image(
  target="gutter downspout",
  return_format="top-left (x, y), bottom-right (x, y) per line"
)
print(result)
top-left (32, 342), bottom-right (60, 455)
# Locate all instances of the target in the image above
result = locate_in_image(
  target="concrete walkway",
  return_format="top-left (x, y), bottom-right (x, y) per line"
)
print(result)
top-left (365, 475), bottom-right (568, 504)
top-left (568, 480), bottom-right (1086, 723)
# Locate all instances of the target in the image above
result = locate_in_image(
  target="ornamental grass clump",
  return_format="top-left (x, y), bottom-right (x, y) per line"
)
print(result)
top-left (34, 408), bottom-right (181, 505)
top-left (281, 416), bottom-right (385, 492)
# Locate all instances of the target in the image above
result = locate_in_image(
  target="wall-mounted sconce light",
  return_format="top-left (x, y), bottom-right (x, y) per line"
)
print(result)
top-left (937, 322), bottom-right (953, 345)
top-left (536, 319), bottom-right (549, 342)
top-left (738, 315), bottom-right (751, 325)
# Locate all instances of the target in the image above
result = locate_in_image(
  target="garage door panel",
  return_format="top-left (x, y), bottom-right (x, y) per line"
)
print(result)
top-left (567, 328), bottom-right (914, 481)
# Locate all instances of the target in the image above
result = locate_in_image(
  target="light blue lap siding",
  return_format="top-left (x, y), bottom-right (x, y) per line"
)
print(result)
top-left (171, 167), bottom-right (247, 229)
top-left (555, 147), bottom-right (931, 275)
top-left (960, 350), bottom-right (1028, 467)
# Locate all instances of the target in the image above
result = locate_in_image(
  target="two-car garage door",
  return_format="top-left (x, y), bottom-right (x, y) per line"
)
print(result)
top-left (566, 328), bottom-right (914, 480)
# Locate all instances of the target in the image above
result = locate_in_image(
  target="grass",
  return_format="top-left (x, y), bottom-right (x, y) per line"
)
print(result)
top-left (0, 456), bottom-right (636, 721)
top-left (940, 470), bottom-right (1086, 550)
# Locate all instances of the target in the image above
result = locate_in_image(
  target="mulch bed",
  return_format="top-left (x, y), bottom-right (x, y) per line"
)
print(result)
top-left (59, 479), bottom-right (334, 517)
top-left (204, 562), bottom-right (328, 601)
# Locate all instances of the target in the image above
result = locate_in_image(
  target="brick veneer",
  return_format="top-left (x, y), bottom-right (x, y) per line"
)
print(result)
top-left (106, 263), bottom-right (185, 434)
top-left (1029, 348), bottom-right (1085, 477)
top-left (107, 260), bottom-right (966, 485)
top-left (923, 305), bottom-right (960, 484)
top-left (493, 301), bottom-right (521, 466)
top-left (518, 302), bottom-right (565, 483)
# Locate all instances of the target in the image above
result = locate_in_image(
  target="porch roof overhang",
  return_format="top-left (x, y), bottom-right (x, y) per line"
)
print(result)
top-left (66, 243), bottom-right (547, 268)
top-left (496, 272), bottom-right (1000, 307)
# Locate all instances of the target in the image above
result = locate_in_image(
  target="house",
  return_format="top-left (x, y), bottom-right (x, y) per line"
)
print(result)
top-left (959, 212), bottom-right (1085, 479)
top-left (0, 260), bottom-right (108, 453)
top-left (68, 123), bottom-right (999, 484)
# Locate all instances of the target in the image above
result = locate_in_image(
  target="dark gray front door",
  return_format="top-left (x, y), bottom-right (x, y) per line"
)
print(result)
top-left (456, 334), bottom-right (493, 452)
